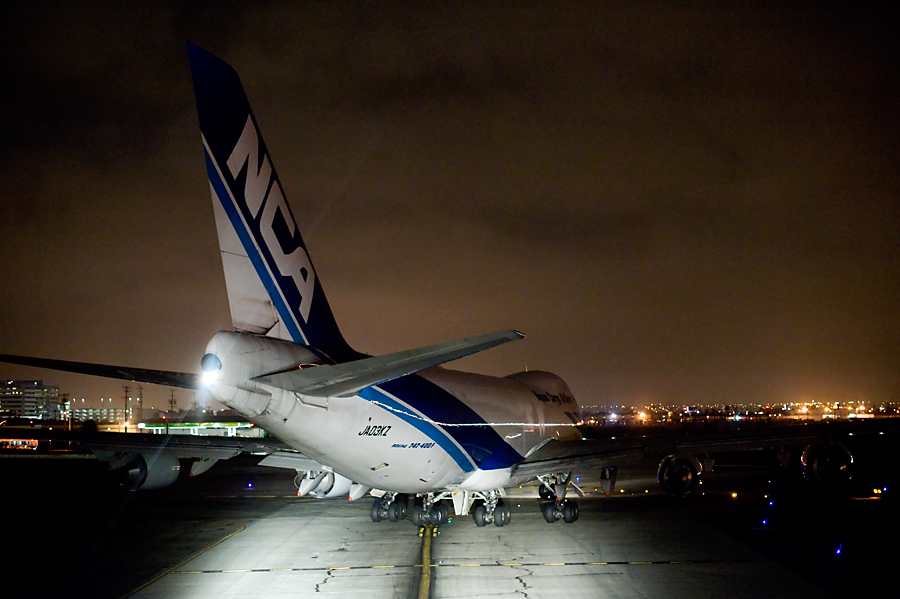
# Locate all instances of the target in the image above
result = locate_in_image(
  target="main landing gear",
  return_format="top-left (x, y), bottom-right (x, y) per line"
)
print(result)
top-left (411, 494), bottom-right (448, 527)
top-left (472, 490), bottom-right (511, 527)
top-left (370, 492), bottom-right (448, 526)
top-left (537, 472), bottom-right (580, 524)
top-left (542, 498), bottom-right (579, 523)
top-left (370, 492), bottom-right (409, 522)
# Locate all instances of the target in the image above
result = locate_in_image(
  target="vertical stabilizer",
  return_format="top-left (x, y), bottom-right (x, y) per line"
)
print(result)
top-left (187, 42), bottom-right (352, 359)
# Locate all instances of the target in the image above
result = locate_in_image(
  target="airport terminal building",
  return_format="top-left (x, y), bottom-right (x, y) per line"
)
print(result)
top-left (0, 380), bottom-right (60, 420)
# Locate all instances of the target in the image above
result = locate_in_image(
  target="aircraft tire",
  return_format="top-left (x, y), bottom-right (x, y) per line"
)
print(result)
top-left (388, 501), bottom-right (403, 522)
top-left (542, 503), bottom-right (557, 523)
top-left (411, 505), bottom-right (425, 526)
top-left (430, 501), bottom-right (447, 526)
top-left (371, 501), bottom-right (382, 522)
top-left (473, 505), bottom-right (487, 527)
top-left (499, 501), bottom-right (511, 525)
top-left (539, 485), bottom-right (554, 501)
top-left (563, 500), bottom-right (579, 523)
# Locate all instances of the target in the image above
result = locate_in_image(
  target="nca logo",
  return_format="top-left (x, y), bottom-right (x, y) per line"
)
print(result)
top-left (226, 116), bottom-right (315, 322)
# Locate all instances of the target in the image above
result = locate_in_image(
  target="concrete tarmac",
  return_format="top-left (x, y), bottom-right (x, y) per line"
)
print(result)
top-left (129, 483), bottom-right (829, 599)
top-left (8, 441), bottom-right (895, 599)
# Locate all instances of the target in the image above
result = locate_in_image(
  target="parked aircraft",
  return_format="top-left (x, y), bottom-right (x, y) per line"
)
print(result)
top-left (0, 44), bottom-right (870, 527)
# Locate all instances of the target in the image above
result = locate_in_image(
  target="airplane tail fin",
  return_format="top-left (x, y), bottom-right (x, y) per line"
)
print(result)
top-left (187, 42), bottom-right (354, 360)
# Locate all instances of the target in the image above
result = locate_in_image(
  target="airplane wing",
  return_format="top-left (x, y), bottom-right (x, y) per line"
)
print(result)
top-left (0, 354), bottom-right (201, 389)
top-left (0, 427), bottom-right (289, 459)
top-left (252, 329), bottom-right (525, 398)
top-left (0, 426), bottom-right (326, 490)
top-left (511, 419), bottom-right (900, 481)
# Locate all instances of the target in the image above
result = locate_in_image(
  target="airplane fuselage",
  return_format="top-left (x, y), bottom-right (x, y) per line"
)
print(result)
top-left (204, 331), bottom-right (582, 493)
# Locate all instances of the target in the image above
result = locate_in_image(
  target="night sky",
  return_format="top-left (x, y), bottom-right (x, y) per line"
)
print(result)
top-left (2, 3), bottom-right (898, 412)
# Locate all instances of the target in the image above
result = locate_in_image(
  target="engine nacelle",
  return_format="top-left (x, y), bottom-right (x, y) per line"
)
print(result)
top-left (800, 442), bottom-right (852, 485)
top-left (297, 471), bottom-right (353, 498)
top-left (108, 451), bottom-right (182, 491)
top-left (657, 455), bottom-right (703, 496)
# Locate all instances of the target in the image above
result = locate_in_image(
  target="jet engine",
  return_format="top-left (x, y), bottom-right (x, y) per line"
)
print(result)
top-left (800, 442), bottom-right (853, 485)
top-left (108, 451), bottom-right (182, 491)
top-left (657, 455), bottom-right (703, 496)
top-left (296, 471), bottom-right (353, 498)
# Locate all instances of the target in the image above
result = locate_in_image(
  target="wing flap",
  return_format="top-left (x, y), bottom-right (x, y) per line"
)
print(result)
top-left (253, 329), bottom-right (524, 398)
top-left (257, 451), bottom-right (325, 471)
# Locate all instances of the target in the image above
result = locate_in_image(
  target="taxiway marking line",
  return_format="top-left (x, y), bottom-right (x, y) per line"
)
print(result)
top-left (173, 558), bottom-right (753, 575)
top-left (418, 525), bottom-right (433, 599)
top-left (120, 522), bottom-right (247, 598)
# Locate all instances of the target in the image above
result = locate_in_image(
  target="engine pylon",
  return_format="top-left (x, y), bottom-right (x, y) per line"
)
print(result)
top-left (348, 483), bottom-right (372, 502)
top-left (298, 472), bottom-right (326, 496)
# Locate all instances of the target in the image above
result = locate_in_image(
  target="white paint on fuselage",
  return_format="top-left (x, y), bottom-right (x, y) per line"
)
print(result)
top-left (251, 389), bottom-right (463, 493)
top-left (204, 330), bottom-right (582, 494)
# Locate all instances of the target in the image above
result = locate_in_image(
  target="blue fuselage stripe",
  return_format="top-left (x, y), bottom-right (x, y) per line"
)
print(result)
top-left (204, 147), bottom-right (305, 343)
top-left (358, 373), bottom-right (525, 472)
top-left (358, 385), bottom-right (476, 473)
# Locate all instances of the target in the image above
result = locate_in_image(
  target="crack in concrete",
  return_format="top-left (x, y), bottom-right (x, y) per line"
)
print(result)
top-left (314, 568), bottom-right (333, 593)
top-left (512, 564), bottom-right (534, 598)
top-left (495, 534), bottom-right (530, 563)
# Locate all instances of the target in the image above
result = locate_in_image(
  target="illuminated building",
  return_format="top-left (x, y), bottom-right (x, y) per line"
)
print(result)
top-left (0, 380), bottom-right (60, 420)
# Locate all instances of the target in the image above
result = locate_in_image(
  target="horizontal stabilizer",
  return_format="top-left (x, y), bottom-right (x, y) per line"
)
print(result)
top-left (0, 354), bottom-right (201, 390)
top-left (253, 329), bottom-right (524, 398)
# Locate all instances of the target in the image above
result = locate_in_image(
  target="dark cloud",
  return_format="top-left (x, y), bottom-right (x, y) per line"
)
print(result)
top-left (1, 2), bottom-right (898, 409)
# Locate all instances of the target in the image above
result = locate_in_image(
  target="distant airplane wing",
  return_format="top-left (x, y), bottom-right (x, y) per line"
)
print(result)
top-left (0, 427), bottom-right (289, 460)
top-left (0, 354), bottom-right (201, 389)
top-left (511, 420), bottom-right (900, 481)
top-left (0, 427), bottom-right (323, 490)
top-left (252, 329), bottom-right (525, 398)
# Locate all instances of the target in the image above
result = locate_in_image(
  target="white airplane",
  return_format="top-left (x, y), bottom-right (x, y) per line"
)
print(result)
top-left (189, 42), bottom-right (591, 526)
top-left (1, 43), bottom-right (871, 527)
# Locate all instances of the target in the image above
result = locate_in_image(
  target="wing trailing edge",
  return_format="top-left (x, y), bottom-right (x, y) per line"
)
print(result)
top-left (0, 354), bottom-right (201, 389)
top-left (253, 329), bottom-right (525, 398)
